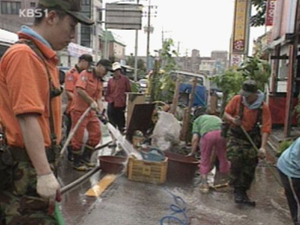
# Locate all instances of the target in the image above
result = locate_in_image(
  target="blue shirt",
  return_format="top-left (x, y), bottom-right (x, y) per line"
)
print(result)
top-left (277, 137), bottom-right (300, 178)
top-left (20, 26), bottom-right (51, 48)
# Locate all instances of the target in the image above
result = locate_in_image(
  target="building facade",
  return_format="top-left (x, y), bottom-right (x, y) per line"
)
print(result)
top-left (0, 0), bottom-right (128, 66)
top-left (262, 0), bottom-right (300, 133)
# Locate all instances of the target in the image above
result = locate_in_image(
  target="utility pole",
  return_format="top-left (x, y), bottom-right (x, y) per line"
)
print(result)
top-left (284, 0), bottom-right (300, 137)
top-left (133, 0), bottom-right (140, 82)
top-left (161, 28), bottom-right (164, 47)
top-left (146, 0), bottom-right (151, 72)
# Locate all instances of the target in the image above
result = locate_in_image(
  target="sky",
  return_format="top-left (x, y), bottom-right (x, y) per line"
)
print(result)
top-left (103, 0), bottom-right (266, 57)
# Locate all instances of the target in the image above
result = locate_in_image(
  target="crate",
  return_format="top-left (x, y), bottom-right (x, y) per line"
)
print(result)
top-left (127, 156), bottom-right (168, 184)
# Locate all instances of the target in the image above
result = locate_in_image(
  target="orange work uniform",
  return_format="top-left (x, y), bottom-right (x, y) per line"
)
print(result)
top-left (64, 66), bottom-right (81, 114)
top-left (0, 33), bottom-right (62, 148)
top-left (70, 69), bottom-right (103, 151)
top-left (225, 95), bottom-right (271, 134)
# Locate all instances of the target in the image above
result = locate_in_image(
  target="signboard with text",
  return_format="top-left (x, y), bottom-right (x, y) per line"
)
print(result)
top-left (232, 0), bottom-right (250, 54)
top-left (231, 54), bottom-right (243, 66)
top-left (105, 3), bottom-right (143, 30)
top-left (265, 0), bottom-right (276, 26)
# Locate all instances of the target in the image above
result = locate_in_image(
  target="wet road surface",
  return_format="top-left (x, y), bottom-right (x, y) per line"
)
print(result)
top-left (57, 125), bottom-right (292, 225)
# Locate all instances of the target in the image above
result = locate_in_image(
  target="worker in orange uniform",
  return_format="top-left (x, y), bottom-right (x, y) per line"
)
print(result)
top-left (64, 54), bottom-right (93, 161)
top-left (70, 59), bottom-right (112, 171)
top-left (0, 0), bottom-right (94, 223)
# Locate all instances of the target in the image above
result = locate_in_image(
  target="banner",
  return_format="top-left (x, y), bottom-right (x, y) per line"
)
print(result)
top-left (67, 42), bottom-right (93, 58)
top-left (232, 0), bottom-right (250, 54)
top-left (231, 54), bottom-right (243, 66)
top-left (265, 0), bottom-right (276, 26)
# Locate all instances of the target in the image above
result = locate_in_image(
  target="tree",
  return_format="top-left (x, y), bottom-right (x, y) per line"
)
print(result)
top-left (137, 58), bottom-right (146, 77)
top-left (210, 69), bottom-right (244, 115)
top-left (237, 56), bottom-right (271, 90)
top-left (210, 55), bottom-right (271, 115)
top-left (149, 38), bottom-right (178, 102)
top-left (250, 0), bottom-right (267, 27)
top-left (127, 53), bottom-right (135, 67)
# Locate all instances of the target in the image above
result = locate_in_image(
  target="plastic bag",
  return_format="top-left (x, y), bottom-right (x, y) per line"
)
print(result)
top-left (151, 112), bottom-right (181, 151)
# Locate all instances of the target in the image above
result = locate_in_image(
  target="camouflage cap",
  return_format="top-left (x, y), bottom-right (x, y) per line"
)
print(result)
top-left (239, 80), bottom-right (258, 97)
top-left (96, 59), bottom-right (112, 72)
top-left (39, 0), bottom-right (94, 25)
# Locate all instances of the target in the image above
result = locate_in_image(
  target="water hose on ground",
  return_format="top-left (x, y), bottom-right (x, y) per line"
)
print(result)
top-left (59, 106), bottom-right (92, 158)
top-left (240, 126), bottom-right (283, 187)
top-left (160, 188), bottom-right (188, 225)
top-left (61, 166), bottom-right (100, 195)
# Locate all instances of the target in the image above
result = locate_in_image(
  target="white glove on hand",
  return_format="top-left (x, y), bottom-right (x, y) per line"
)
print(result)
top-left (258, 148), bottom-right (266, 159)
top-left (37, 172), bottom-right (60, 199)
top-left (90, 101), bottom-right (98, 111)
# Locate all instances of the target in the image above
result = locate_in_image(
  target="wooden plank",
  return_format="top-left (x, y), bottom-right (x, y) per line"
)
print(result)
top-left (170, 75), bottom-right (181, 114)
top-left (85, 174), bottom-right (117, 197)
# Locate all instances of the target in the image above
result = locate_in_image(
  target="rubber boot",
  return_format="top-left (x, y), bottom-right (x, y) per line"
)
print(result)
top-left (199, 176), bottom-right (209, 194)
top-left (241, 189), bottom-right (256, 207)
top-left (73, 153), bottom-right (90, 171)
top-left (81, 145), bottom-right (96, 168)
top-left (67, 146), bottom-right (74, 162)
top-left (234, 188), bottom-right (244, 204)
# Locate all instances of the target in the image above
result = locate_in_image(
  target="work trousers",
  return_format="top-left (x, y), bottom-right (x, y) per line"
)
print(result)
top-left (0, 162), bottom-right (57, 225)
top-left (278, 169), bottom-right (300, 225)
top-left (199, 130), bottom-right (230, 175)
top-left (70, 110), bottom-right (101, 152)
top-left (107, 103), bottom-right (126, 133)
top-left (226, 131), bottom-right (258, 191)
top-left (64, 112), bottom-right (72, 138)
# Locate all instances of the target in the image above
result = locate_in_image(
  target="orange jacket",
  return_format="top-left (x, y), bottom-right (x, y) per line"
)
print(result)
top-left (0, 32), bottom-right (61, 147)
top-left (64, 66), bottom-right (80, 114)
top-left (225, 95), bottom-right (272, 134)
top-left (72, 70), bottom-right (103, 112)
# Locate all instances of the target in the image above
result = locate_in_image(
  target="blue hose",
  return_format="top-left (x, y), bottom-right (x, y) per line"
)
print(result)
top-left (159, 188), bottom-right (188, 225)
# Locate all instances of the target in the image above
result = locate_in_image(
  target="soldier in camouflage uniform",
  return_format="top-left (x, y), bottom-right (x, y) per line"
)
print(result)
top-left (223, 80), bottom-right (271, 206)
top-left (0, 1), bottom-right (93, 224)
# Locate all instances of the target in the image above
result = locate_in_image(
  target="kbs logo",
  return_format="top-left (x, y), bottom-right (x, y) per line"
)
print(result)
top-left (19, 9), bottom-right (48, 18)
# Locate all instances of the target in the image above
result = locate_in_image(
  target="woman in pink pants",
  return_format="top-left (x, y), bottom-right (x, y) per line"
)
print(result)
top-left (187, 112), bottom-right (230, 193)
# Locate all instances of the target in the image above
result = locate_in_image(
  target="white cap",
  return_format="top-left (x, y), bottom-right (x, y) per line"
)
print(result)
top-left (112, 62), bottom-right (122, 71)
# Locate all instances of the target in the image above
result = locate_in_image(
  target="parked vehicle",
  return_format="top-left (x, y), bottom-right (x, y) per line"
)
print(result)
top-left (57, 66), bottom-right (70, 85)
top-left (138, 78), bottom-right (148, 93)
top-left (0, 28), bottom-right (18, 59)
top-left (170, 70), bottom-right (210, 107)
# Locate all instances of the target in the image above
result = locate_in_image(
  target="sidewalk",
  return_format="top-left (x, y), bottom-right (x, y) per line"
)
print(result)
top-left (267, 126), bottom-right (300, 156)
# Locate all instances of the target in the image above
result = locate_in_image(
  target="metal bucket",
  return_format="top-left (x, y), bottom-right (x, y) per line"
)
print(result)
top-left (165, 150), bottom-right (199, 183)
top-left (99, 156), bottom-right (127, 174)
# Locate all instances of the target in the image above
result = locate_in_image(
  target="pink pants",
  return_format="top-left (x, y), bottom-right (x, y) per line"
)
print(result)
top-left (199, 130), bottom-right (230, 175)
top-left (70, 110), bottom-right (101, 152)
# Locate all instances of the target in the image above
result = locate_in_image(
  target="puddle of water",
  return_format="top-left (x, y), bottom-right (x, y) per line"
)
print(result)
top-left (106, 123), bottom-right (142, 160)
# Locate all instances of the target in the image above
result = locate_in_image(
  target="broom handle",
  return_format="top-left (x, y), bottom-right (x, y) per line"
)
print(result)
top-left (240, 126), bottom-right (259, 152)
top-left (240, 125), bottom-right (282, 187)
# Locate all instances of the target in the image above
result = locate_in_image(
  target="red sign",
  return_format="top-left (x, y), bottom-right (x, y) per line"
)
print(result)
top-left (265, 0), bottom-right (276, 26)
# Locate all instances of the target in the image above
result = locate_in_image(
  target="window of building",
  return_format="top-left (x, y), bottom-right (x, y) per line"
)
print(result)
top-left (1, 1), bottom-right (21, 15)
top-left (81, 25), bottom-right (91, 47)
top-left (81, 0), bottom-right (91, 6)
top-left (30, 2), bottom-right (36, 7)
top-left (98, 10), bottom-right (102, 22)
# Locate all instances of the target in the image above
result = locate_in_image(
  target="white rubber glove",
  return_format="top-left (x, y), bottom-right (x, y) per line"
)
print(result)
top-left (37, 172), bottom-right (60, 199)
top-left (90, 101), bottom-right (98, 111)
top-left (258, 148), bottom-right (266, 159)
